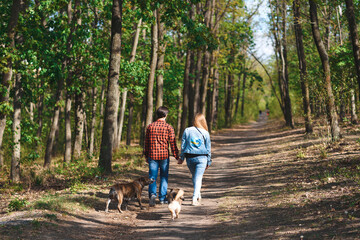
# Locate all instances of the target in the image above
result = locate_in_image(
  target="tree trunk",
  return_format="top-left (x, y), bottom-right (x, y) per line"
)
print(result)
top-left (99, 81), bottom-right (106, 135)
top-left (200, 0), bottom-right (212, 115)
top-left (99, 0), bottom-right (123, 173)
top-left (114, 89), bottom-right (127, 149)
top-left (225, 73), bottom-right (233, 127)
top-left (44, 0), bottom-right (80, 168)
top-left (0, 0), bottom-right (22, 168)
top-left (351, 89), bottom-right (358, 124)
top-left (126, 93), bottom-right (134, 146)
top-left (293, 0), bottom-right (313, 133)
top-left (180, 49), bottom-right (191, 138)
top-left (309, 0), bottom-right (341, 141)
top-left (89, 86), bottom-right (97, 156)
top-left (11, 73), bottom-right (22, 182)
top-left (280, 0), bottom-right (294, 128)
top-left (73, 92), bottom-right (85, 158)
top-left (156, 10), bottom-right (165, 110)
top-left (345, 0), bottom-right (360, 94)
top-left (36, 82), bottom-right (44, 140)
top-left (64, 92), bottom-right (72, 163)
top-left (193, 49), bottom-right (202, 115)
top-left (176, 88), bottom-right (182, 137)
top-left (114, 18), bottom-right (141, 150)
top-left (209, 53), bottom-right (219, 132)
top-left (144, 9), bottom-right (158, 131)
top-left (188, 52), bottom-right (195, 126)
top-left (240, 71), bottom-right (247, 117)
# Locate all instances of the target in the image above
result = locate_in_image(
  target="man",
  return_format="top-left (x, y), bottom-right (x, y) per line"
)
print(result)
top-left (144, 106), bottom-right (180, 206)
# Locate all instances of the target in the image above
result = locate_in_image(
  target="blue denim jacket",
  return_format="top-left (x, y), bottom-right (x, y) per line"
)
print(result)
top-left (180, 126), bottom-right (211, 166)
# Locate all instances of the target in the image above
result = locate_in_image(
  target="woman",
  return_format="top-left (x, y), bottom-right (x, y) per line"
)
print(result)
top-left (180, 113), bottom-right (211, 206)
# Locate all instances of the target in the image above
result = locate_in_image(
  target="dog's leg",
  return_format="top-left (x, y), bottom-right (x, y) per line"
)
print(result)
top-left (116, 194), bottom-right (123, 213)
top-left (136, 191), bottom-right (144, 210)
top-left (124, 199), bottom-right (129, 211)
top-left (105, 198), bottom-right (111, 212)
top-left (170, 209), bottom-right (176, 220)
top-left (175, 208), bottom-right (180, 219)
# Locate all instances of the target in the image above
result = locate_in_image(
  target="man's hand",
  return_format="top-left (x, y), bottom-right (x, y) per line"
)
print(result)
top-left (145, 158), bottom-right (149, 164)
top-left (205, 165), bottom-right (210, 170)
top-left (177, 159), bottom-right (184, 164)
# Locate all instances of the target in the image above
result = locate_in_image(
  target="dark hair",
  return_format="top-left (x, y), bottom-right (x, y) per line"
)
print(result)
top-left (156, 106), bottom-right (169, 118)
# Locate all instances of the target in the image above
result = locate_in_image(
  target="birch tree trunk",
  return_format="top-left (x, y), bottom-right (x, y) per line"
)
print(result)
top-left (11, 73), bottom-right (22, 182)
top-left (99, 0), bottom-right (123, 173)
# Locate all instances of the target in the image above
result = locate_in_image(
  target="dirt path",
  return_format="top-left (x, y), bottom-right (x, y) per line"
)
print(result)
top-left (2, 114), bottom-right (360, 239)
top-left (107, 113), bottom-right (274, 239)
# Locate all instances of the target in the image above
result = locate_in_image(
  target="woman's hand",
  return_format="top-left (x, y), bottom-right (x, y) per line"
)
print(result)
top-left (206, 165), bottom-right (210, 170)
top-left (177, 159), bottom-right (184, 164)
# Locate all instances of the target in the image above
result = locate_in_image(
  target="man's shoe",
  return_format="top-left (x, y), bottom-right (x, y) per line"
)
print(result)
top-left (149, 195), bottom-right (156, 207)
top-left (159, 199), bottom-right (168, 204)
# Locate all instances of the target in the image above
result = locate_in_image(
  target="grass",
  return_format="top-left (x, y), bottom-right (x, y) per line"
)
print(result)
top-left (0, 145), bottom-right (147, 214)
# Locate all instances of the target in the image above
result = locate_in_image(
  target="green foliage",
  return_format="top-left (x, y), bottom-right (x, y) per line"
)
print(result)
top-left (8, 198), bottom-right (29, 212)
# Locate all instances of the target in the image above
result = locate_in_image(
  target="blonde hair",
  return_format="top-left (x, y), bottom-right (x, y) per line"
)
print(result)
top-left (193, 113), bottom-right (208, 131)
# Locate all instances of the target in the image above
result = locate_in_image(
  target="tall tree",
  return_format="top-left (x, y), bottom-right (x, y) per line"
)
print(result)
top-left (309, 0), bottom-right (341, 141)
top-left (0, 0), bottom-right (23, 167)
top-left (156, 9), bottom-right (166, 110)
top-left (64, 0), bottom-right (75, 164)
top-left (293, 0), bottom-right (313, 133)
top-left (99, 0), bottom-right (123, 173)
top-left (44, 0), bottom-right (80, 168)
top-left (345, 0), bottom-right (360, 94)
top-left (10, 73), bottom-right (22, 182)
top-left (73, 91), bottom-right (85, 158)
top-left (144, 9), bottom-right (159, 131)
top-left (116, 18), bottom-right (142, 149)
top-left (200, 0), bottom-right (213, 115)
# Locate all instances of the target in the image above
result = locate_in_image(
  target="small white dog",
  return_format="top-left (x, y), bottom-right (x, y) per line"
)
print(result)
top-left (167, 189), bottom-right (185, 220)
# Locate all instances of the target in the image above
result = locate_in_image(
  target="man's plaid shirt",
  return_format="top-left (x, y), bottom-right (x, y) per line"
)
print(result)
top-left (144, 119), bottom-right (179, 160)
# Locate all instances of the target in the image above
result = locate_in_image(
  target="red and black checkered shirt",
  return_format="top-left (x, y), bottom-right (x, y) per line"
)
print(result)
top-left (144, 119), bottom-right (179, 161)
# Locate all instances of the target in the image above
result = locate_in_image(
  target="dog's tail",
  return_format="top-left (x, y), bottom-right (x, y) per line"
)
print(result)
top-left (174, 189), bottom-right (184, 201)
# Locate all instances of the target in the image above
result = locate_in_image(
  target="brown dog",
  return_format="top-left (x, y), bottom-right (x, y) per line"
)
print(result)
top-left (167, 189), bottom-right (185, 220)
top-left (105, 177), bottom-right (154, 213)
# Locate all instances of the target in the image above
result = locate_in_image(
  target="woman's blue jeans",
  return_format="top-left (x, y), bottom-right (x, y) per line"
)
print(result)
top-left (186, 155), bottom-right (207, 201)
top-left (148, 158), bottom-right (169, 201)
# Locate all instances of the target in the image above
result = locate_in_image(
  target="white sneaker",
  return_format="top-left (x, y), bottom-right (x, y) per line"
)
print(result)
top-left (191, 200), bottom-right (199, 206)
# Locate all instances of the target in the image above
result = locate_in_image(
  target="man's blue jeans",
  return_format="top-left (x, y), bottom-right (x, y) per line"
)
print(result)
top-left (148, 158), bottom-right (169, 201)
top-left (186, 155), bottom-right (207, 201)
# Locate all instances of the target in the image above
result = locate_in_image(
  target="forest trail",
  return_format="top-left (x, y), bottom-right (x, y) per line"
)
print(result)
top-left (107, 113), bottom-right (272, 239)
top-left (2, 113), bottom-right (360, 239)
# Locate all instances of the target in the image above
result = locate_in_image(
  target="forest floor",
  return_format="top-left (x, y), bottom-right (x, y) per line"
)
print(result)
top-left (1, 113), bottom-right (360, 239)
